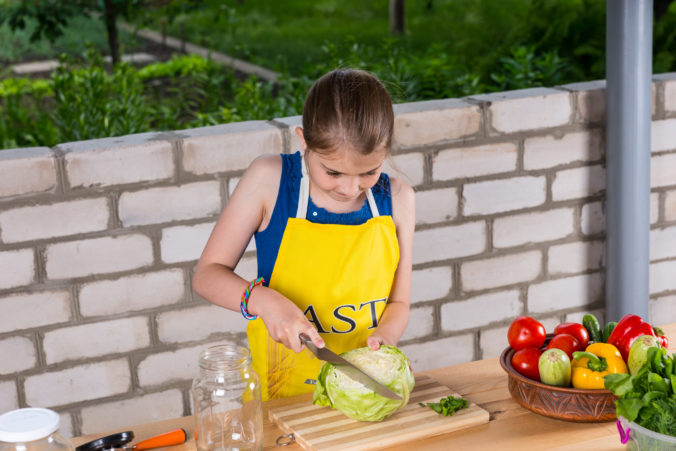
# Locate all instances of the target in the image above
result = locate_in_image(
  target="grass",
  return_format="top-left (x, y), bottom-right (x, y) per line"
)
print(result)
top-left (145, 0), bottom-right (533, 76)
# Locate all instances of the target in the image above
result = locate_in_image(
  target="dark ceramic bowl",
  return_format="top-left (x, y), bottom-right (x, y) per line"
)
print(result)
top-left (499, 343), bottom-right (618, 422)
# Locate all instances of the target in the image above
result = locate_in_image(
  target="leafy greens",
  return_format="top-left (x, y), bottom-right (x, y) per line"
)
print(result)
top-left (604, 346), bottom-right (676, 437)
top-left (419, 395), bottom-right (468, 416)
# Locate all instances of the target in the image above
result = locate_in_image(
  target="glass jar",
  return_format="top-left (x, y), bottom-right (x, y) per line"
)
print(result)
top-left (0, 408), bottom-right (74, 451)
top-left (192, 344), bottom-right (263, 451)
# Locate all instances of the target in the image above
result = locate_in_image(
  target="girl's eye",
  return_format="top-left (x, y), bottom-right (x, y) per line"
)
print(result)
top-left (327, 171), bottom-right (341, 177)
top-left (362, 171), bottom-right (377, 177)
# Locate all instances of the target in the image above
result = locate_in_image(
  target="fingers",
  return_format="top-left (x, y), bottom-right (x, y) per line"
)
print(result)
top-left (304, 326), bottom-right (325, 348)
top-left (367, 335), bottom-right (382, 351)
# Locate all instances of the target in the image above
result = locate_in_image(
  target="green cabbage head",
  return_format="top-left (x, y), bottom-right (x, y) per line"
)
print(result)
top-left (312, 345), bottom-right (415, 422)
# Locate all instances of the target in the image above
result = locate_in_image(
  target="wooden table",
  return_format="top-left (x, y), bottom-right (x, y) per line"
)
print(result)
top-left (72, 322), bottom-right (676, 451)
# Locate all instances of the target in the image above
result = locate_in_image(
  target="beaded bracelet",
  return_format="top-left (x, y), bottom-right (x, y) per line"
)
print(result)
top-left (240, 276), bottom-right (265, 320)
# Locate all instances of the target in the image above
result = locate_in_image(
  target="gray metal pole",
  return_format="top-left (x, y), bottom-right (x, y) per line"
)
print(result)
top-left (605, 0), bottom-right (652, 321)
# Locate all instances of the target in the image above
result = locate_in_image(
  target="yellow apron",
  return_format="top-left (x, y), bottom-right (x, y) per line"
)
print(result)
top-left (247, 154), bottom-right (400, 400)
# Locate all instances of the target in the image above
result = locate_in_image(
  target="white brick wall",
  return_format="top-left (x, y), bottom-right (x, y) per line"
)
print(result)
top-left (119, 182), bottom-right (221, 226)
top-left (234, 254), bottom-right (258, 281)
top-left (160, 222), bottom-right (215, 264)
top-left (652, 119), bottom-right (676, 153)
top-left (0, 290), bottom-right (71, 334)
top-left (24, 359), bottom-right (131, 407)
top-left (79, 269), bottom-right (185, 317)
top-left (0, 198), bottom-right (109, 243)
top-left (523, 130), bottom-right (603, 170)
top-left (400, 305), bottom-right (434, 341)
top-left (137, 344), bottom-right (204, 387)
top-left (548, 240), bottom-right (604, 275)
top-left (463, 176), bottom-right (546, 215)
top-left (460, 250), bottom-right (542, 292)
top-left (666, 190), bottom-right (676, 221)
top-left (493, 208), bottom-right (575, 248)
top-left (385, 152), bottom-right (425, 186)
top-left (412, 222), bottom-right (485, 264)
top-left (156, 305), bottom-right (247, 344)
top-left (573, 83), bottom-right (605, 123)
top-left (665, 79), bottom-right (676, 112)
top-left (0, 336), bottom-right (36, 374)
top-left (552, 165), bottom-right (605, 201)
top-left (0, 249), bottom-right (34, 290)
top-left (80, 389), bottom-right (184, 434)
top-left (476, 88), bottom-right (571, 133)
top-left (650, 294), bottom-right (676, 325)
top-left (182, 122), bottom-right (282, 175)
top-left (478, 325), bottom-right (510, 359)
top-left (581, 201), bottom-right (605, 236)
top-left (650, 226), bottom-right (676, 261)
top-left (441, 290), bottom-right (521, 331)
top-left (62, 135), bottom-right (174, 188)
top-left (400, 334), bottom-right (475, 372)
top-left (45, 234), bottom-right (153, 279)
top-left (393, 100), bottom-right (481, 147)
top-left (43, 317), bottom-right (151, 364)
top-left (0, 148), bottom-right (57, 198)
top-left (433, 142), bottom-right (518, 181)
top-left (415, 188), bottom-right (458, 225)
top-left (650, 260), bottom-right (676, 294)
top-left (527, 273), bottom-right (603, 313)
top-left (411, 266), bottom-right (452, 304)
top-left (652, 192), bottom-right (660, 224)
top-left (0, 380), bottom-right (18, 413)
top-left (651, 153), bottom-right (676, 188)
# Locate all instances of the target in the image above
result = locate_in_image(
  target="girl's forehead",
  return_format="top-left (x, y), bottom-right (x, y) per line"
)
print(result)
top-left (314, 147), bottom-right (387, 171)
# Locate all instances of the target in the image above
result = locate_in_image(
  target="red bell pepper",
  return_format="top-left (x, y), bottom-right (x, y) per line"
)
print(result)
top-left (606, 314), bottom-right (655, 361)
top-left (653, 326), bottom-right (669, 349)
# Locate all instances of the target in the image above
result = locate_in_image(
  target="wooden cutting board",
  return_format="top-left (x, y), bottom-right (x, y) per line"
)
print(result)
top-left (268, 375), bottom-right (490, 450)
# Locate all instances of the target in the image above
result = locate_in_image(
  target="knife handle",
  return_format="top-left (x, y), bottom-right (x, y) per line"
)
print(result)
top-left (133, 428), bottom-right (187, 450)
top-left (299, 333), bottom-right (311, 344)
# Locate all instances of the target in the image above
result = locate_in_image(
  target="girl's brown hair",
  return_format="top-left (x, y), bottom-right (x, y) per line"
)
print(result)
top-left (302, 69), bottom-right (394, 155)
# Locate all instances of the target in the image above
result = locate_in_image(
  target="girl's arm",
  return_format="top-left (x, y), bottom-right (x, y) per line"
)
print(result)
top-left (192, 155), bottom-right (324, 352)
top-left (366, 176), bottom-right (415, 350)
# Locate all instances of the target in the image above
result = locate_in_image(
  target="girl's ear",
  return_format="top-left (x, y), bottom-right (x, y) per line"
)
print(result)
top-left (295, 127), bottom-right (307, 151)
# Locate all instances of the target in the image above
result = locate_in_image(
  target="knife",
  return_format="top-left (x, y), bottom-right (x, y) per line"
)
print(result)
top-left (299, 333), bottom-right (402, 400)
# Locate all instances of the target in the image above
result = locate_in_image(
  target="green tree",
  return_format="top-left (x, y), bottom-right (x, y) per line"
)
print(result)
top-left (0, 0), bottom-right (205, 64)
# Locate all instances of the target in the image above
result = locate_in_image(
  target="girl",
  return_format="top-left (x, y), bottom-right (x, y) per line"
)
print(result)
top-left (193, 69), bottom-right (415, 401)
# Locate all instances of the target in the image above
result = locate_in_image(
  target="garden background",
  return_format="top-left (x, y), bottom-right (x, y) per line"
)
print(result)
top-left (3, 0), bottom-right (676, 151)
top-left (2, 0), bottom-right (676, 438)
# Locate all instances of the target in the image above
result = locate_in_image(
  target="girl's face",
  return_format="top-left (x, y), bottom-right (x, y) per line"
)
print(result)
top-left (297, 128), bottom-right (386, 210)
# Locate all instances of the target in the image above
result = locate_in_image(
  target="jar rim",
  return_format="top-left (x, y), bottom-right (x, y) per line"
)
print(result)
top-left (0, 408), bottom-right (60, 443)
top-left (198, 344), bottom-right (251, 371)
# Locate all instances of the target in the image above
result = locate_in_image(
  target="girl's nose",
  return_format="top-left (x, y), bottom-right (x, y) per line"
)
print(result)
top-left (341, 177), bottom-right (360, 197)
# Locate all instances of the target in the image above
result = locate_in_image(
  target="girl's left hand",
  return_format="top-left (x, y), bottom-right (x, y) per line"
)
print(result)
top-left (367, 334), bottom-right (386, 351)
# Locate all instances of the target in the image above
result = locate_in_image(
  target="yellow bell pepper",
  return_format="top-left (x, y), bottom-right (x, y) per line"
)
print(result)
top-left (571, 343), bottom-right (628, 389)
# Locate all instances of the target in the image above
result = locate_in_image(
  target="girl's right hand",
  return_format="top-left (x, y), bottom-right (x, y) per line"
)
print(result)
top-left (248, 286), bottom-right (325, 353)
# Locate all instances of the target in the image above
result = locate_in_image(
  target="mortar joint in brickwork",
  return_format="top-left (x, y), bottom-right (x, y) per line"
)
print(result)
top-left (267, 119), bottom-right (292, 155)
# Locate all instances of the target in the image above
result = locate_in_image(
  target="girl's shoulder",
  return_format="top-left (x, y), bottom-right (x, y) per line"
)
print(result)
top-left (239, 154), bottom-right (284, 217)
top-left (388, 175), bottom-right (415, 227)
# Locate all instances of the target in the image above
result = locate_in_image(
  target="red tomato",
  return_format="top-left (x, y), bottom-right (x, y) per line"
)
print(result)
top-left (546, 333), bottom-right (582, 360)
top-left (507, 316), bottom-right (546, 351)
top-left (511, 347), bottom-right (542, 381)
top-left (553, 322), bottom-right (589, 349)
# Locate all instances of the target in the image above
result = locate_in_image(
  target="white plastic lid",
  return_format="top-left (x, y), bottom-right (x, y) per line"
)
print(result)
top-left (0, 408), bottom-right (60, 443)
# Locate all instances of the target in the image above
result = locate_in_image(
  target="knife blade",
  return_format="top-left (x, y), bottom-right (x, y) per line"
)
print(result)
top-left (299, 333), bottom-right (402, 400)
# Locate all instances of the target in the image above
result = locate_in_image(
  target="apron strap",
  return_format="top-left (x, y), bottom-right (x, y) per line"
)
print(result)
top-left (297, 152), bottom-right (380, 219)
top-left (296, 152), bottom-right (310, 219)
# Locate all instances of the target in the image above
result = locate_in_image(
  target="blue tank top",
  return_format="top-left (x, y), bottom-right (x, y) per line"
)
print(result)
top-left (254, 151), bottom-right (393, 286)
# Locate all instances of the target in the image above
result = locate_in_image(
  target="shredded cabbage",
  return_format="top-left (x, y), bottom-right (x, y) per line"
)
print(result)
top-left (312, 345), bottom-right (415, 422)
